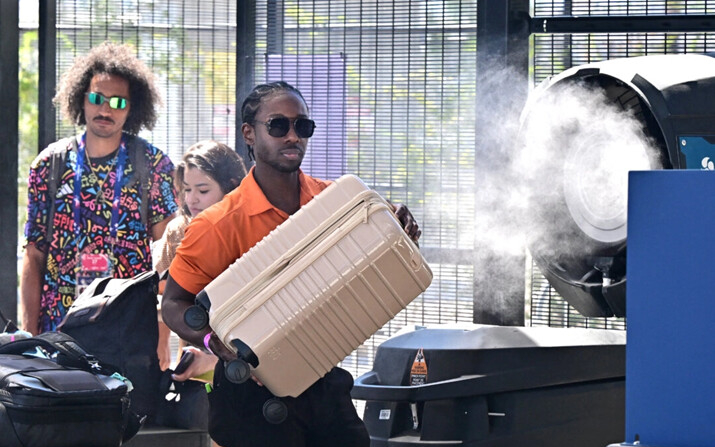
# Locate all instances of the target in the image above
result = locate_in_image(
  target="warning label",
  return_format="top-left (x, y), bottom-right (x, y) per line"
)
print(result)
top-left (409, 347), bottom-right (428, 386)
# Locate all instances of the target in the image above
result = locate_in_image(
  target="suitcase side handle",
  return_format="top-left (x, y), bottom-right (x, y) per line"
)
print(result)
top-left (230, 338), bottom-right (259, 368)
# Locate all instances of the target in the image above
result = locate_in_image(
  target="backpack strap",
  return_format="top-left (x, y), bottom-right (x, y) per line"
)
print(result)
top-left (44, 136), bottom-right (76, 246)
top-left (125, 134), bottom-right (150, 228)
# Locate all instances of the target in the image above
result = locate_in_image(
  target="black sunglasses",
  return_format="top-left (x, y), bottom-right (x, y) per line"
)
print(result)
top-left (256, 117), bottom-right (316, 139)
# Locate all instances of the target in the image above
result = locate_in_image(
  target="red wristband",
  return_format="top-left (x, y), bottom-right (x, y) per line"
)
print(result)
top-left (203, 332), bottom-right (213, 354)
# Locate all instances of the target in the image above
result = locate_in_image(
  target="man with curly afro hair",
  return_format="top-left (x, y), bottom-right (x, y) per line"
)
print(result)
top-left (21, 42), bottom-right (178, 346)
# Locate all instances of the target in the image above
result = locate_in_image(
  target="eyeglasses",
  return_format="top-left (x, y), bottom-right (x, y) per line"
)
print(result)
top-left (256, 117), bottom-right (316, 139)
top-left (86, 92), bottom-right (129, 110)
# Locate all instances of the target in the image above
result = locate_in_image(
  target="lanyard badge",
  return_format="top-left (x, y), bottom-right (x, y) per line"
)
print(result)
top-left (73, 133), bottom-right (128, 297)
top-left (76, 253), bottom-right (113, 296)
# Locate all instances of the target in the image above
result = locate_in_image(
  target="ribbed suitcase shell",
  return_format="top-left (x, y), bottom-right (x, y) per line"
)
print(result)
top-left (202, 174), bottom-right (432, 397)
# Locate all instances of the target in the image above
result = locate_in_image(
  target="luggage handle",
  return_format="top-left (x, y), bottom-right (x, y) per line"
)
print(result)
top-left (0, 331), bottom-right (110, 375)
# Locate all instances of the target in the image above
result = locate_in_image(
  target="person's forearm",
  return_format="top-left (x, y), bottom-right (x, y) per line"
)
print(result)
top-left (161, 274), bottom-right (207, 347)
top-left (162, 274), bottom-right (236, 362)
top-left (20, 245), bottom-right (45, 335)
top-left (157, 320), bottom-right (173, 370)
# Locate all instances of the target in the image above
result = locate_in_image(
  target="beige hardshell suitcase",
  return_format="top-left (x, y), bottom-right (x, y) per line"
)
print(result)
top-left (197, 174), bottom-right (432, 398)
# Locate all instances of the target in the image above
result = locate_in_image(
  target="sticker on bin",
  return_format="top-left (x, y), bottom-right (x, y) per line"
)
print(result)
top-left (379, 409), bottom-right (391, 420)
top-left (410, 347), bottom-right (428, 386)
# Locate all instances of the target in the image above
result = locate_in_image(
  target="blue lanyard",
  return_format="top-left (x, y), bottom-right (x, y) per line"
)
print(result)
top-left (73, 133), bottom-right (128, 250)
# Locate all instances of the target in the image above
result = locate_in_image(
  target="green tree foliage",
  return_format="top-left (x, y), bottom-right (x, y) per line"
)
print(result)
top-left (18, 30), bottom-right (39, 241)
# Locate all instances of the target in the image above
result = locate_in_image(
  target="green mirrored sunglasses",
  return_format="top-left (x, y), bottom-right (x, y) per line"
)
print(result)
top-left (86, 92), bottom-right (128, 110)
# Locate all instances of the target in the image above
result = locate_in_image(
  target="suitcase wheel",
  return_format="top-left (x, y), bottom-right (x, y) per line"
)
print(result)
top-left (184, 305), bottom-right (209, 331)
top-left (224, 358), bottom-right (251, 384)
top-left (263, 398), bottom-right (288, 424)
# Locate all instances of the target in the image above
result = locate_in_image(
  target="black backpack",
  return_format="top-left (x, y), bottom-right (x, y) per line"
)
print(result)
top-left (57, 270), bottom-right (162, 423)
top-left (0, 331), bottom-right (143, 446)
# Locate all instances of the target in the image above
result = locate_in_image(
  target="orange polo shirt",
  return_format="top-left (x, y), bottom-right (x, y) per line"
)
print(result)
top-left (169, 167), bottom-right (332, 295)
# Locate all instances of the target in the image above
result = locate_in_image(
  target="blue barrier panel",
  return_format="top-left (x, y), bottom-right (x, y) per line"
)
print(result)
top-left (626, 170), bottom-right (715, 447)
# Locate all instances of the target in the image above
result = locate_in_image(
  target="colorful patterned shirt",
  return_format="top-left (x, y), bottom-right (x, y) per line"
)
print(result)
top-left (24, 133), bottom-right (179, 332)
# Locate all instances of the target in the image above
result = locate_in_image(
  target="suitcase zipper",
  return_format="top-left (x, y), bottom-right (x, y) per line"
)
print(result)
top-left (211, 193), bottom-right (391, 342)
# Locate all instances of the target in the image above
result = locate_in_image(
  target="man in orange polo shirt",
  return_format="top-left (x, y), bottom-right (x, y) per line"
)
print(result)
top-left (162, 81), bottom-right (421, 447)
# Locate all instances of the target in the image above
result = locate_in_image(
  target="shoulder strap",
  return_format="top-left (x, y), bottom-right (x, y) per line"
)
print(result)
top-left (45, 137), bottom-right (76, 247)
top-left (125, 134), bottom-right (150, 228)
